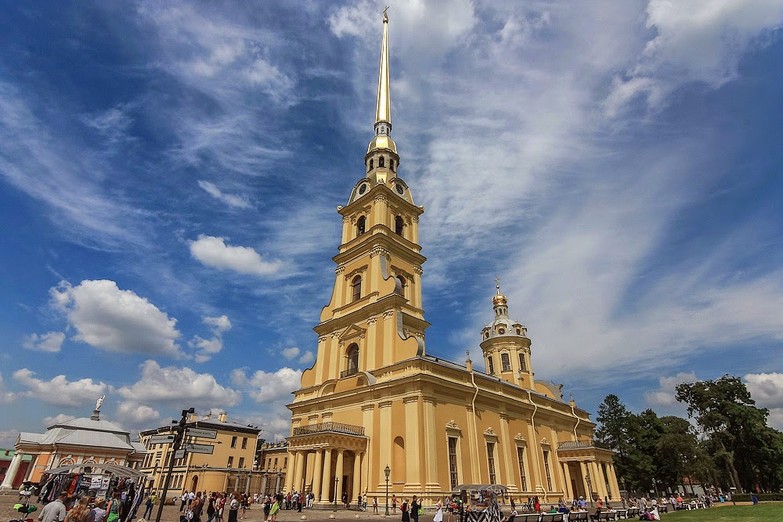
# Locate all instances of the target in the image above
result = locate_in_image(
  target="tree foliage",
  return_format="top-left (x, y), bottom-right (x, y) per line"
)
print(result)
top-left (595, 376), bottom-right (783, 495)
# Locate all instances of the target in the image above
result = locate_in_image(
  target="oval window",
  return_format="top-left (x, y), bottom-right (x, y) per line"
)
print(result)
top-left (498, 328), bottom-right (505, 334)
top-left (358, 184), bottom-right (367, 195)
top-left (395, 183), bottom-right (405, 195)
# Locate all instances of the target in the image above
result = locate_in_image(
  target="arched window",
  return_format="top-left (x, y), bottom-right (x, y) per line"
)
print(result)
top-left (396, 275), bottom-right (406, 296)
top-left (352, 275), bottom-right (362, 302)
top-left (346, 343), bottom-right (359, 376)
top-left (379, 156), bottom-right (385, 168)
top-left (501, 352), bottom-right (511, 372)
top-left (369, 159), bottom-right (373, 171)
top-left (519, 352), bottom-right (527, 372)
top-left (394, 215), bottom-right (405, 235)
top-left (390, 159), bottom-right (395, 171)
top-left (357, 216), bottom-right (366, 236)
top-left (487, 356), bottom-right (495, 375)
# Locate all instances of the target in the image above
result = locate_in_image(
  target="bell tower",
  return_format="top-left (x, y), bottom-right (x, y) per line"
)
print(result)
top-left (480, 282), bottom-right (535, 389)
top-left (298, 11), bottom-right (428, 391)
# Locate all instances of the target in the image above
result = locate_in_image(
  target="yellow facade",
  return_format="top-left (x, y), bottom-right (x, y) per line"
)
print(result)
top-left (285, 13), bottom-right (618, 508)
top-left (139, 412), bottom-right (260, 497)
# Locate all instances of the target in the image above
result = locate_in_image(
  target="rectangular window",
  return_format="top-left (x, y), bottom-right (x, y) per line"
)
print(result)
top-left (543, 450), bottom-right (553, 490)
top-left (231, 436), bottom-right (238, 448)
top-left (519, 352), bottom-right (527, 371)
top-left (487, 356), bottom-right (495, 374)
top-left (241, 437), bottom-right (248, 449)
top-left (284, 457), bottom-right (288, 467)
top-left (448, 437), bottom-right (459, 491)
top-left (516, 447), bottom-right (527, 491)
top-left (487, 442), bottom-right (497, 484)
top-left (239, 457), bottom-right (245, 469)
top-left (228, 456), bottom-right (234, 468)
top-left (501, 353), bottom-right (511, 371)
top-left (273, 458), bottom-right (278, 469)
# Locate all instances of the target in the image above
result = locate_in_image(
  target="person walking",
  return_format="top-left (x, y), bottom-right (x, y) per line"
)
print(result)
top-left (65, 497), bottom-right (92, 522)
top-left (433, 500), bottom-right (443, 522)
top-left (227, 494), bottom-right (240, 522)
top-left (373, 497), bottom-right (379, 514)
top-left (143, 493), bottom-right (156, 520)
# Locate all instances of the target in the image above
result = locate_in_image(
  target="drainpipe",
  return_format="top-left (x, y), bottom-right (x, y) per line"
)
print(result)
top-left (467, 352), bottom-right (481, 482)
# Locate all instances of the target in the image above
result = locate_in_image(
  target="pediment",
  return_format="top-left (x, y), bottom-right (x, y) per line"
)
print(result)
top-left (338, 324), bottom-right (367, 343)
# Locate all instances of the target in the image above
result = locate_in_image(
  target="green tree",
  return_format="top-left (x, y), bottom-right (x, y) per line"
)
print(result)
top-left (675, 374), bottom-right (783, 492)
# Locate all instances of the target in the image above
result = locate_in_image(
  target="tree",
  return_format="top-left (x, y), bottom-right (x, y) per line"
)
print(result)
top-left (675, 374), bottom-right (783, 492)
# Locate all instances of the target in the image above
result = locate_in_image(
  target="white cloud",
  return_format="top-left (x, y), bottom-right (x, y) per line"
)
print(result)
top-left (645, 372), bottom-right (698, 407)
top-left (190, 315), bottom-right (232, 362)
top-left (43, 414), bottom-right (77, 427)
top-left (116, 401), bottom-right (161, 424)
top-left (0, 373), bottom-right (15, 403)
top-left (13, 369), bottom-right (108, 407)
top-left (281, 347), bottom-right (300, 360)
top-left (23, 331), bottom-right (65, 353)
top-left (197, 180), bottom-right (251, 209)
top-left (231, 367), bottom-right (301, 403)
top-left (269, 347), bottom-right (313, 366)
top-left (605, 0), bottom-right (783, 114)
top-left (116, 360), bottom-right (241, 408)
top-left (50, 280), bottom-right (183, 357)
top-left (745, 372), bottom-right (783, 429)
top-left (190, 235), bottom-right (281, 276)
top-left (0, 430), bottom-right (19, 448)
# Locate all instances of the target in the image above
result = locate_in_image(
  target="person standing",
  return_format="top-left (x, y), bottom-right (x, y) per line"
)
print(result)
top-left (227, 494), bottom-right (239, 522)
top-left (65, 497), bottom-right (92, 522)
top-left (373, 497), bottom-right (379, 514)
top-left (181, 492), bottom-right (189, 512)
top-left (392, 494), bottom-right (398, 514)
top-left (268, 495), bottom-right (281, 522)
top-left (190, 492), bottom-right (203, 522)
top-left (410, 495), bottom-right (420, 522)
top-left (400, 499), bottom-right (410, 522)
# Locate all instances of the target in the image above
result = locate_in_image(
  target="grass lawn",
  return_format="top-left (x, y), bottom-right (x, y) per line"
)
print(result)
top-left (660, 503), bottom-right (783, 521)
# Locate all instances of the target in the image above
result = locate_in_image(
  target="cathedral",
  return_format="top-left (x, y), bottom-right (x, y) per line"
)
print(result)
top-left (284, 13), bottom-right (618, 507)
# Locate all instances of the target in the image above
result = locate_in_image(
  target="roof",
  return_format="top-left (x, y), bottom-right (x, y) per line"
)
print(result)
top-left (51, 417), bottom-right (126, 433)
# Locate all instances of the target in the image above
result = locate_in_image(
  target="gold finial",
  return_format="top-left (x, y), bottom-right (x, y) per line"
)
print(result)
top-left (492, 277), bottom-right (507, 307)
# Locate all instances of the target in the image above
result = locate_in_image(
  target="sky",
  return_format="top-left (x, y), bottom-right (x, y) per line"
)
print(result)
top-left (1, 1), bottom-right (783, 447)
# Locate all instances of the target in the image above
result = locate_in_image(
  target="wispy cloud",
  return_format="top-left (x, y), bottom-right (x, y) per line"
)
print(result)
top-left (23, 332), bottom-right (65, 353)
top-left (198, 180), bottom-right (251, 209)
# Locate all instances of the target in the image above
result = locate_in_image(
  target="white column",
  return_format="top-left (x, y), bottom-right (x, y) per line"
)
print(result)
top-left (335, 450), bottom-right (345, 504)
top-left (352, 452), bottom-right (362, 501)
top-left (0, 452), bottom-right (24, 489)
top-left (320, 448), bottom-right (333, 503)
top-left (312, 450), bottom-right (323, 500)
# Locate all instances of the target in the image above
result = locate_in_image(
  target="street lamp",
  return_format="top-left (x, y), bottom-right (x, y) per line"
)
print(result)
top-left (384, 465), bottom-right (391, 517)
top-left (334, 477), bottom-right (339, 508)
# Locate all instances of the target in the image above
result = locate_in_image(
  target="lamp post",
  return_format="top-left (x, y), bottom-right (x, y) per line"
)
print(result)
top-left (384, 465), bottom-right (391, 517)
top-left (334, 477), bottom-right (339, 508)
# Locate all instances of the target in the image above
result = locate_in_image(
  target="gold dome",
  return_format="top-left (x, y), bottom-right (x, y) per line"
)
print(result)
top-left (367, 135), bottom-right (398, 154)
top-left (492, 293), bottom-right (507, 306)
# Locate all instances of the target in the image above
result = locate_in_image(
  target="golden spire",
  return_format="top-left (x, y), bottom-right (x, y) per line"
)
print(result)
top-left (376, 7), bottom-right (391, 128)
top-left (367, 7), bottom-right (397, 158)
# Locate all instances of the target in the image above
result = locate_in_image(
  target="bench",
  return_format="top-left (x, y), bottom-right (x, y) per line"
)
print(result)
top-left (614, 509), bottom-right (627, 520)
top-left (569, 512), bottom-right (589, 522)
top-left (625, 508), bottom-right (639, 518)
top-left (516, 514), bottom-right (541, 522)
top-left (540, 514), bottom-right (564, 522)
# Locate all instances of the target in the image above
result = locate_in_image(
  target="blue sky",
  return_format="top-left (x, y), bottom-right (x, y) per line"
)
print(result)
top-left (1, 1), bottom-right (783, 446)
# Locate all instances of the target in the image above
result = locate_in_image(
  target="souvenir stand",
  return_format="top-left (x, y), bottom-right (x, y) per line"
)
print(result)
top-left (36, 463), bottom-right (148, 522)
top-left (456, 485), bottom-right (507, 522)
